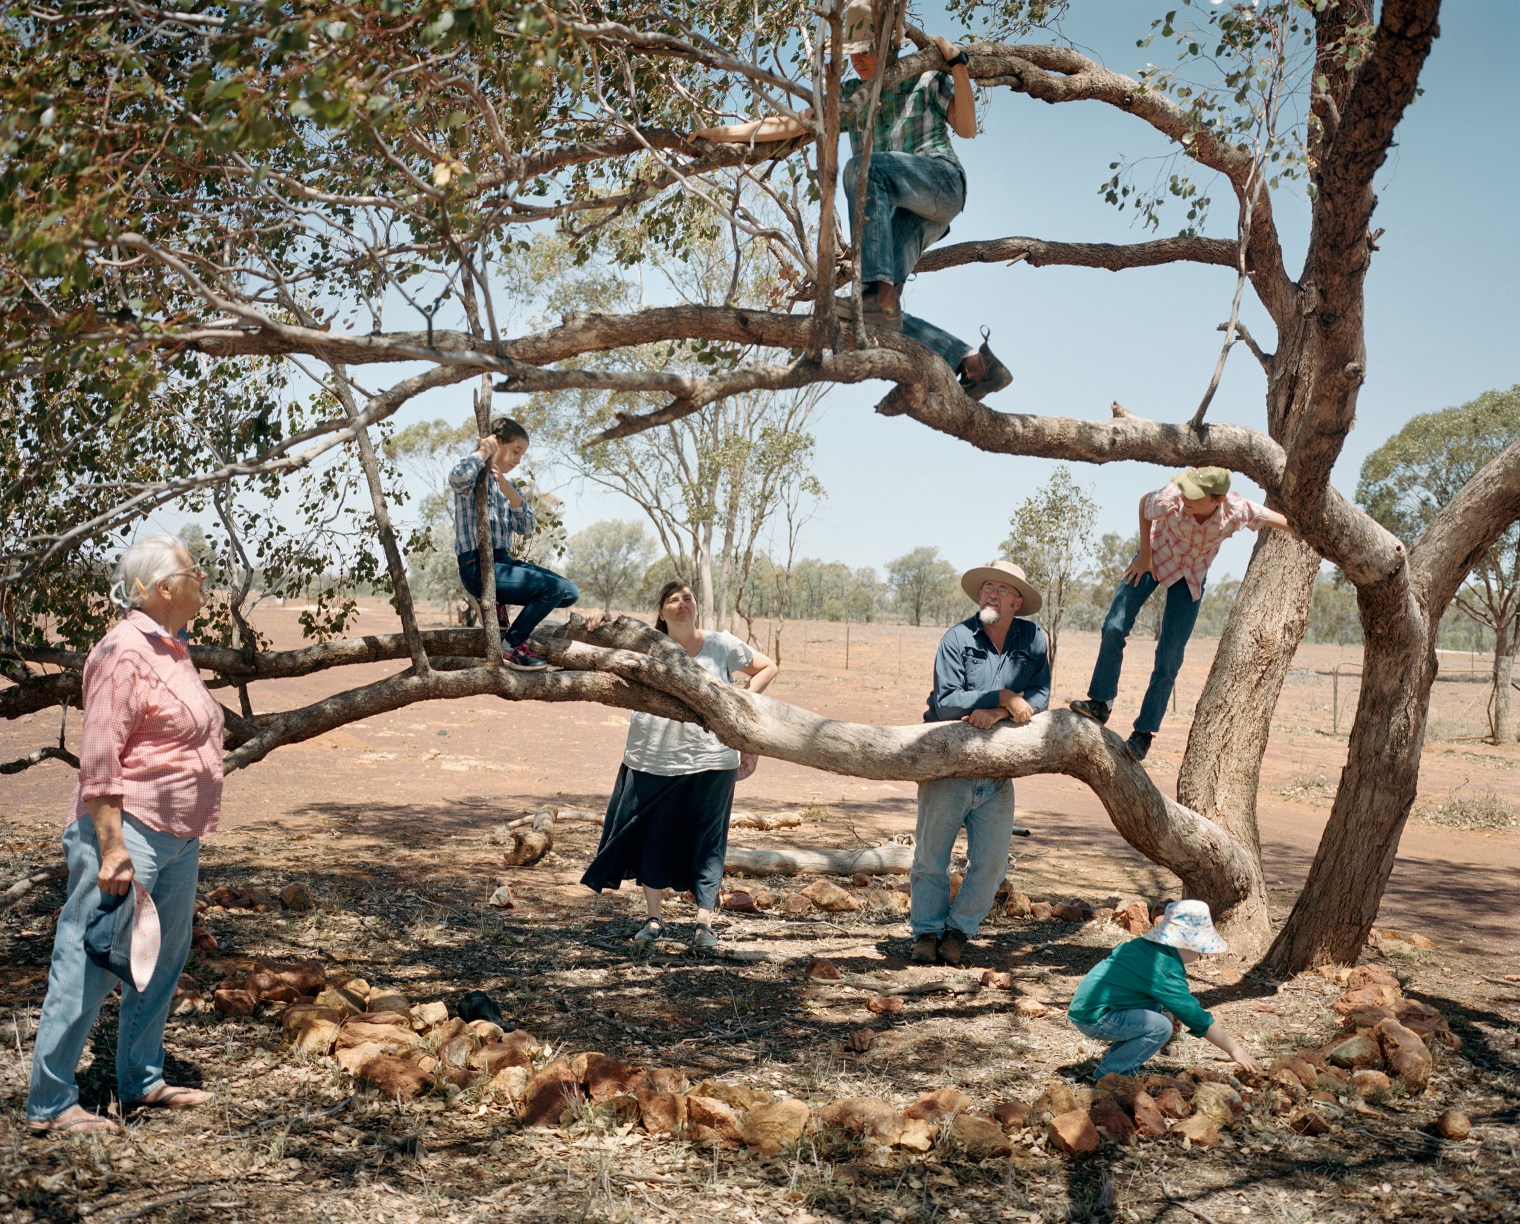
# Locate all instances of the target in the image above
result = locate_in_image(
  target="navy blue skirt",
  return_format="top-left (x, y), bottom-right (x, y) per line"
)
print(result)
top-left (580, 765), bottom-right (737, 911)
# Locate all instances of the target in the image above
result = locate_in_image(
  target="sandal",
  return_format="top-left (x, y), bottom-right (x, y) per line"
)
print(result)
top-left (29, 1107), bottom-right (120, 1136)
top-left (125, 1084), bottom-right (212, 1110)
top-left (633, 917), bottom-right (666, 944)
top-left (692, 923), bottom-right (719, 950)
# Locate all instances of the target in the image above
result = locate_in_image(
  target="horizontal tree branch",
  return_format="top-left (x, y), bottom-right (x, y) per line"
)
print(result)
top-left (916, 235), bottom-right (1238, 275)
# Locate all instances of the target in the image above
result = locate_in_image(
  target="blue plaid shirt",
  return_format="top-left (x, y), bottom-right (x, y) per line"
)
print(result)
top-left (448, 454), bottom-right (536, 557)
top-left (924, 615), bottom-right (1050, 723)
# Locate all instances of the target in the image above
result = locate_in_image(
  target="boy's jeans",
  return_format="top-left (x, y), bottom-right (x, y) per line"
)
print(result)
top-left (910, 776), bottom-right (1014, 939)
top-left (1087, 572), bottom-right (1204, 735)
top-left (841, 152), bottom-right (974, 372)
top-left (458, 549), bottom-right (579, 648)
top-left (1075, 1008), bottom-right (1174, 1078)
top-left (28, 814), bottom-right (200, 1122)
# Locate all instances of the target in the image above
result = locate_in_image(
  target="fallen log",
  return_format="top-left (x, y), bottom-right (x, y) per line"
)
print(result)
top-left (1, 865), bottom-right (67, 910)
top-left (724, 842), bottom-right (912, 877)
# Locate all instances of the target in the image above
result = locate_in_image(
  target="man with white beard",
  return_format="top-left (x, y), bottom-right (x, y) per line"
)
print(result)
top-left (911, 561), bottom-right (1050, 966)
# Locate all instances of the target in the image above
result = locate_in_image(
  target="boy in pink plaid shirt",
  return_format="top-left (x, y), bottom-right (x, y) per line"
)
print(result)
top-left (1070, 468), bottom-right (1291, 760)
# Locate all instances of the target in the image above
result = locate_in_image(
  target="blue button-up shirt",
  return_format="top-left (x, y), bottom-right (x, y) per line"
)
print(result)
top-left (924, 615), bottom-right (1051, 723)
top-left (448, 453), bottom-right (536, 557)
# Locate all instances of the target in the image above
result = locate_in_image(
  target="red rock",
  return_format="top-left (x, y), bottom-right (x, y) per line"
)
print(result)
top-left (1028, 901), bottom-right (1055, 921)
top-left (740, 1100), bottom-right (809, 1154)
top-left (1172, 1114), bottom-right (1221, 1146)
top-left (1346, 964), bottom-right (1401, 992)
top-left (690, 1080), bottom-right (769, 1111)
top-left (1051, 900), bottom-right (1094, 923)
top-left (1094, 1073), bottom-right (1144, 1098)
top-left (1373, 1019), bottom-right (1432, 1092)
top-left (635, 1089), bottom-right (686, 1134)
top-left (487, 1065), bottom-right (530, 1101)
top-left (1394, 999), bottom-right (1460, 1050)
top-left (1014, 996), bottom-right (1051, 1018)
top-left (801, 880), bottom-right (859, 913)
top-left (686, 1095), bottom-right (743, 1147)
top-left (980, 970), bottom-right (1016, 991)
top-left (1190, 1082), bottom-right (1244, 1125)
top-left (473, 1040), bottom-right (534, 1076)
top-left (213, 986), bottom-right (257, 1017)
top-left (951, 1114), bottom-right (1013, 1156)
top-left (647, 1066), bottom-right (689, 1094)
top-left (1033, 1082), bottom-right (1080, 1119)
top-left (1005, 891), bottom-right (1034, 918)
top-left (747, 887), bottom-right (777, 910)
top-left (1152, 1087), bottom-right (1191, 1119)
top-left (1324, 1033), bottom-right (1379, 1068)
top-left (1289, 1107), bottom-right (1331, 1136)
top-left (866, 994), bottom-right (905, 1014)
top-left (1129, 1090), bottom-right (1168, 1138)
top-left (722, 890), bottom-right (757, 913)
top-left (190, 926), bottom-right (218, 953)
top-left (357, 1054), bottom-right (433, 1100)
top-left (1269, 1056), bottom-right (1319, 1091)
top-left (904, 1088), bottom-right (973, 1122)
top-left (520, 1059), bottom-right (584, 1127)
top-left (850, 872), bottom-right (871, 888)
top-left (279, 882), bottom-right (313, 911)
top-left (1088, 1094), bottom-right (1136, 1145)
top-left (1112, 901), bottom-right (1153, 936)
top-left (817, 1097), bottom-right (902, 1146)
top-left (846, 1028), bottom-right (875, 1052)
top-left (1433, 1109), bottom-right (1470, 1141)
top-left (1335, 983), bottom-right (1401, 1015)
top-left (583, 1054), bottom-right (648, 1102)
top-left (1349, 1069), bottom-right (1391, 1099)
top-left (778, 894), bottom-right (813, 917)
top-left (336, 1021), bottom-right (420, 1053)
top-left (993, 1100), bottom-right (1032, 1130)
top-left (806, 958), bottom-right (842, 981)
top-left (1047, 1108), bottom-right (1100, 1156)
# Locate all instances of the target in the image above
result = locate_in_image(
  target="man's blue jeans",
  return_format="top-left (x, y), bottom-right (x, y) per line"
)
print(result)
top-left (1074, 1008), bottom-right (1174, 1078)
top-left (910, 776), bottom-right (1014, 939)
top-left (1087, 572), bottom-right (1204, 735)
top-left (458, 549), bottom-right (579, 648)
top-left (27, 814), bottom-right (200, 1123)
top-left (842, 151), bottom-right (974, 372)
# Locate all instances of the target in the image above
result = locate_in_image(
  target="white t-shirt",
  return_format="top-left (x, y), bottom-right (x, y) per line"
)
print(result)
top-left (622, 630), bottom-right (755, 776)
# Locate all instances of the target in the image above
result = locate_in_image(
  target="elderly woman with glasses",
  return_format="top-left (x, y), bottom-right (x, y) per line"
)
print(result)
top-left (27, 535), bottom-right (224, 1134)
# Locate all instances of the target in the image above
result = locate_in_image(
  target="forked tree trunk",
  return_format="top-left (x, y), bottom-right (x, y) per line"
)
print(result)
top-left (1176, 533), bottom-right (1322, 958)
top-left (1262, 579), bottom-right (1435, 971)
top-left (1490, 621), bottom-right (1513, 744)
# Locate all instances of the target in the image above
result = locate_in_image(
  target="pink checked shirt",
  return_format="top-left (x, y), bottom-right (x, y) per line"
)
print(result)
top-left (1144, 484), bottom-right (1268, 601)
top-left (70, 610), bottom-right (224, 839)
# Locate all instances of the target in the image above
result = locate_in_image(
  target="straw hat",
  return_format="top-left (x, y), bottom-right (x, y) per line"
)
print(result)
top-left (959, 560), bottom-right (1043, 614)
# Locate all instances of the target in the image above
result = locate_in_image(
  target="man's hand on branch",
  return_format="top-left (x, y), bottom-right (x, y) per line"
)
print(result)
top-left (1000, 692), bottom-right (1034, 724)
top-left (964, 707), bottom-right (1006, 731)
top-left (931, 34), bottom-right (963, 65)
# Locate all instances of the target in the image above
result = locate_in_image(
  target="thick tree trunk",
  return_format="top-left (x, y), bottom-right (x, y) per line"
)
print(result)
top-left (1261, 579), bottom-right (1434, 972)
top-left (1490, 620), bottom-right (1513, 744)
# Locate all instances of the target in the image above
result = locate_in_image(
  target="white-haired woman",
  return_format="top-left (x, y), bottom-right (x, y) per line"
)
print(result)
top-left (27, 535), bottom-right (223, 1134)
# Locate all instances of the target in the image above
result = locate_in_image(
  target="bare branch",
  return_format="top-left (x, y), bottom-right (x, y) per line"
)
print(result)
top-left (916, 234), bottom-right (1238, 275)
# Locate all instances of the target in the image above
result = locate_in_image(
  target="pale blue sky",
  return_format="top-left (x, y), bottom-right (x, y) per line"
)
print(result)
top-left (148, 2), bottom-right (1518, 587)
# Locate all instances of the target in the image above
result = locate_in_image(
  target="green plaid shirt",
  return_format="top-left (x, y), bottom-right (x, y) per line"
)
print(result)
top-left (840, 71), bottom-right (962, 169)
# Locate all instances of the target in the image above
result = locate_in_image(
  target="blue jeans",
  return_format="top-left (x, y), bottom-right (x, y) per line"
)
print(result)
top-left (910, 776), bottom-right (1014, 938)
top-left (1074, 1008), bottom-right (1174, 1078)
top-left (1087, 572), bottom-right (1204, 735)
top-left (27, 814), bottom-right (200, 1122)
top-left (458, 549), bottom-right (579, 648)
top-left (842, 152), bottom-right (973, 371)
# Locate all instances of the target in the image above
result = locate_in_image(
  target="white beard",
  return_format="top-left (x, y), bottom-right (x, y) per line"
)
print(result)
top-left (978, 606), bottom-right (1001, 627)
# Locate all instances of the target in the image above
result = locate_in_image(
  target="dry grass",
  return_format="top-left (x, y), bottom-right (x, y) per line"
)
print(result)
top-left (1412, 788), bottom-right (1519, 831)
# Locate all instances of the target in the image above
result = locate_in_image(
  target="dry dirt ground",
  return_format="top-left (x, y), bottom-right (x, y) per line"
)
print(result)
top-left (2, 604), bottom-right (1518, 1223)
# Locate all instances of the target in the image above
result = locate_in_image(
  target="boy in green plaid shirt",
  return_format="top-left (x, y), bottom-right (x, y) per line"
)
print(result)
top-left (693, 1), bottom-right (1010, 400)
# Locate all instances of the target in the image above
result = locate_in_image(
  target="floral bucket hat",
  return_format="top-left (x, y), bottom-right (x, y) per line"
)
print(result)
top-left (1142, 899), bottom-right (1228, 954)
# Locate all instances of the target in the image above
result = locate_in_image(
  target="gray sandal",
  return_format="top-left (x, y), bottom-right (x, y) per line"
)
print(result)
top-left (692, 923), bottom-right (718, 950)
top-left (633, 917), bottom-right (666, 944)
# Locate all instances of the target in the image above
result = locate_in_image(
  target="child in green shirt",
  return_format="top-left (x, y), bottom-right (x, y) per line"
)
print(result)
top-left (1068, 900), bottom-right (1260, 1080)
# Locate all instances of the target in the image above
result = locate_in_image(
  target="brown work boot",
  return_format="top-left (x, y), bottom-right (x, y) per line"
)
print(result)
top-left (938, 928), bottom-right (967, 966)
top-left (910, 933), bottom-right (940, 965)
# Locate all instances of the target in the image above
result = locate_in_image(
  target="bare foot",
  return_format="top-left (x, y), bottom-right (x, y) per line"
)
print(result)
top-left (125, 1083), bottom-right (212, 1110)
top-left (29, 1105), bottom-right (120, 1136)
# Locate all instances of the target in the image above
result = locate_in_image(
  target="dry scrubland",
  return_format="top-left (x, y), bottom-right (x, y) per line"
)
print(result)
top-left (2, 603), bottom-right (1517, 1222)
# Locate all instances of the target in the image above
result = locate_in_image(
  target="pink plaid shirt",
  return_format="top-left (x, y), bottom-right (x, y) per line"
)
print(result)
top-left (70, 610), bottom-right (224, 839)
top-left (1144, 485), bottom-right (1267, 601)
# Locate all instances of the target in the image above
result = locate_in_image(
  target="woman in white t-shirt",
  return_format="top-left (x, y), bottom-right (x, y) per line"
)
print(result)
top-left (581, 579), bottom-right (777, 949)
